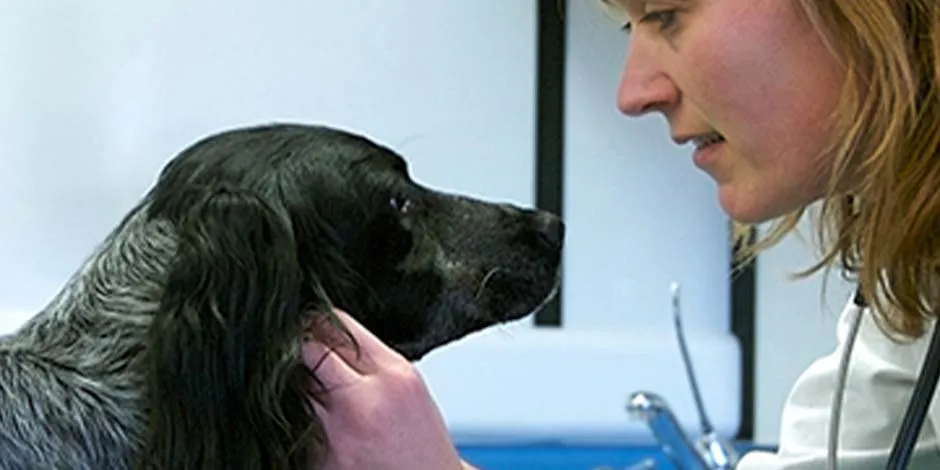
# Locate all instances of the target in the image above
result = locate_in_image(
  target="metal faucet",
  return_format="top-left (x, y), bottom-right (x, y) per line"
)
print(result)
top-left (625, 283), bottom-right (740, 470)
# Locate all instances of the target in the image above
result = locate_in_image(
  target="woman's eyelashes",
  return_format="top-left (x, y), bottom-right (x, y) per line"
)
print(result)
top-left (622, 8), bottom-right (679, 34)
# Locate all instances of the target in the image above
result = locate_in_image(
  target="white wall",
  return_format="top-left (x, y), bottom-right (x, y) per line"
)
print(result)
top-left (752, 214), bottom-right (854, 444)
top-left (0, 0), bottom-right (740, 446)
top-left (419, 0), bottom-right (740, 446)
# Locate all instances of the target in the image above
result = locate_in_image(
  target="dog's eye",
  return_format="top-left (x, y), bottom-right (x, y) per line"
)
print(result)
top-left (389, 196), bottom-right (412, 214)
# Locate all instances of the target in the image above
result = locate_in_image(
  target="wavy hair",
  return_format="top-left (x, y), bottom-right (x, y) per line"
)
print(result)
top-left (737, 0), bottom-right (940, 341)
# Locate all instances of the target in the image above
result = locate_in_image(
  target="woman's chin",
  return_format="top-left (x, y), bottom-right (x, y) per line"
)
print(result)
top-left (717, 183), bottom-right (785, 225)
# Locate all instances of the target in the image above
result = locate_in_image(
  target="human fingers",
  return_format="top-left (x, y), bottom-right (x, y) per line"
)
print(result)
top-left (302, 338), bottom-right (361, 401)
top-left (328, 308), bottom-right (406, 372)
top-left (305, 308), bottom-right (383, 376)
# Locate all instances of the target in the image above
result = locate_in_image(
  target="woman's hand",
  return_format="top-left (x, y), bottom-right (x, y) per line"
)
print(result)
top-left (304, 309), bottom-right (467, 470)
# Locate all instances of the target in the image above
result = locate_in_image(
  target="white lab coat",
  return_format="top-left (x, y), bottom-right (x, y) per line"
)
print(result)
top-left (737, 296), bottom-right (940, 469)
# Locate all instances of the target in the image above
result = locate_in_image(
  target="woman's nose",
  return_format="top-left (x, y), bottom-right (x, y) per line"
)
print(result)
top-left (616, 44), bottom-right (678, 117)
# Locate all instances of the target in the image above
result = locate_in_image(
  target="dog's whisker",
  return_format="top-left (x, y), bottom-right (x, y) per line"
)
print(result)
top-left (392, 132), bottom-right (429, 152)
top-left (474, 267), bottom-right (502, 300)
top-left (493, 322), bottom-right (516, 338)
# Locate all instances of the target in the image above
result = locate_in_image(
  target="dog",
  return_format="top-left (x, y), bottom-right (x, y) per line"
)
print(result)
top-left (0, 122), bottom-right (564, 470)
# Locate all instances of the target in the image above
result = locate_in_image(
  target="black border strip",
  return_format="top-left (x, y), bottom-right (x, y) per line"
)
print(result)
top-left (533, 0), bottom-right (566, 327)
top-left (731, 228), bottom-right (757, 441)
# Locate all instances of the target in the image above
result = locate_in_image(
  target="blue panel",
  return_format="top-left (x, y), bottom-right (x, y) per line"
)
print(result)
top-left (458, 444), bottom-right (673, 470)
top-left (457, 443), bottom-right (777, 470)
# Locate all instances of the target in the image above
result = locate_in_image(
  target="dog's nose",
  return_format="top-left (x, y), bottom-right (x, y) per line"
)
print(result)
top-left (534, 212), bottom-right (565, 249)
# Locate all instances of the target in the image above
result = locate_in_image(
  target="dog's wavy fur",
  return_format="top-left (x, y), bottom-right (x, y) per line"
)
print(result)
top-left (0, 123), bottom-right (563, 470)
top-left (139, 184), bottom-right (332, 469)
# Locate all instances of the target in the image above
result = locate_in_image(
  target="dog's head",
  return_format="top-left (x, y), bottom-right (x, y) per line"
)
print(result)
top-left (136, 123), bottom-right (563, 470)
top-left (151, 123), bottom-right (562, 358)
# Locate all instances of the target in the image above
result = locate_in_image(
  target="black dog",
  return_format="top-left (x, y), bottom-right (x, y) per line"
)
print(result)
top-left (0, 123), bottom-right (564, 470)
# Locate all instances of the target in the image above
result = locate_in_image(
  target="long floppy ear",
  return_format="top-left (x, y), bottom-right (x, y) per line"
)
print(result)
top-left (135, 185), bottom-right (326, 470)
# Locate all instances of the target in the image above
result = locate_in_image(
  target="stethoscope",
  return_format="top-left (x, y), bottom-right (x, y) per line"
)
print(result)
top-left (852, 289), bottom-right (940, 469)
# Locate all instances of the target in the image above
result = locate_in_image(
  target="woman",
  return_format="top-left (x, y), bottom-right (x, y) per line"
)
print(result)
top-left (305, 0), bottom-right (940, 468)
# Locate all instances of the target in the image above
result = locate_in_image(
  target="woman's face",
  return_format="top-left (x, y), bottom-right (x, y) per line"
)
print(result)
top-left (612, 0), bottom-right (845, 223)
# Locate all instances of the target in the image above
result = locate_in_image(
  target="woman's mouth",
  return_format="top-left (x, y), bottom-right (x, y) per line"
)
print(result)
top-left (692, 133), bottom-right (726, 167)
top-left (693, 132), bottom-right (726, 150)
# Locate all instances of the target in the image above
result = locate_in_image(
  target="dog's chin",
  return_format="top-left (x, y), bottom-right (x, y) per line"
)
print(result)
top-left (389, 317), bottom-right (509, 362)
top-left (391, 328), bottom-right (484, 362)
top-left (521, 271), bottom-right (562, 316)
top-left (487, 267), bottom-right (562, 323)
top-left (394, 343), bottom-right (435, 362)
top-left (395, 273), bottom-right (562, 362)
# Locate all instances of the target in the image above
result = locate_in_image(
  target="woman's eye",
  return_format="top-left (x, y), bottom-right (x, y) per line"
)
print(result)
top-left (640, 9), bottom-right (677, 31)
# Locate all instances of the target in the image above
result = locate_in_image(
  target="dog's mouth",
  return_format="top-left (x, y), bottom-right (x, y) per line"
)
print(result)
top-left (393, 264), bottom-right (562, 362)
top-left (477, 263), bottom-right (561, 318)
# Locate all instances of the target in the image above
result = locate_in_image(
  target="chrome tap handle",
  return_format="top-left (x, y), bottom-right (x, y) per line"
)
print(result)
top-left (670, 283), bottom-right (740, 469)
top-left (626, 391), bottom-right (710, 470)
top-left (671, 283), bottom-right (713, 435)
top-left (696, 431), bottom-right (740, 470)
top-left (624, 457), bottom-right (657, 469)
top-left (625, 283), bottom-right (741, 469)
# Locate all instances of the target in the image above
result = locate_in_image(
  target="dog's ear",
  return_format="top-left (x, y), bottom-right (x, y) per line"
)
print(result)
top-left (135, 185), bottom-right (327, 470)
